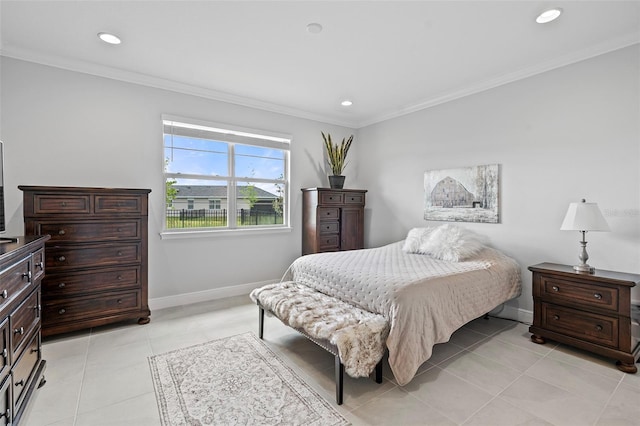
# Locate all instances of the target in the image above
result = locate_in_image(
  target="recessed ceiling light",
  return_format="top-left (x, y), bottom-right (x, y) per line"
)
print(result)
top-left (98, 32), bottom-right (121, 45)
top-left (306, 23), bottom-right (323, 34)
top-left (536, 8), bottom-right (562, 24)
top-left (341, 100), bottom-right (353, 107)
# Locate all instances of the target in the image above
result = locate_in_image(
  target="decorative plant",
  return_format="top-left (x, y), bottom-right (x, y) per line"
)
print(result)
top-left (322, 132), bottom-right (354, 176)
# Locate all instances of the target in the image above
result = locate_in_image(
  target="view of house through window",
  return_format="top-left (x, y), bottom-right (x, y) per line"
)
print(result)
top-left (163, 117), bottom-right (290, 231)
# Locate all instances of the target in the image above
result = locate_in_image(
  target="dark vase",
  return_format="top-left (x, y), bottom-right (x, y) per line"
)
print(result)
top-left (328, 175), bottom-right (345, 189)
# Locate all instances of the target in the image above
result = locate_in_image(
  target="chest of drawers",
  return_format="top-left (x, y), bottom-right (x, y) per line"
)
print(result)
top-left (19, 186), bottom-right (151, 336)
top-left (301, 188), bottom-right (366, 255)
top-left (0, 235), bottom-right (49, 425)
top-left (529, 263), bottom-right (639, 373)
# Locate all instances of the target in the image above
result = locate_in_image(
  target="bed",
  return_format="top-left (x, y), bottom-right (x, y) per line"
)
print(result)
top-left (281, 224), bottom-right (522, 386)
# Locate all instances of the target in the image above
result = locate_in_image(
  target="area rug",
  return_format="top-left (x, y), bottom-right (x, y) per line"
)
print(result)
top-left (148, 332), bottom-right (350, 426)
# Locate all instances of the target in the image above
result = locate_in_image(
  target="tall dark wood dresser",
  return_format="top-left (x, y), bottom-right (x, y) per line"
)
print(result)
top-left (302, 188), bottom-right (366, 255)
top-left (0, 235), bottom-right (49, 425)
top-left (19, 186), bottom-right (151, 336)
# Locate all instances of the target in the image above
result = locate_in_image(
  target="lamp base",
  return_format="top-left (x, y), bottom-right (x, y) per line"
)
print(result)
top-left (573, 264), bottom-right (595, 274)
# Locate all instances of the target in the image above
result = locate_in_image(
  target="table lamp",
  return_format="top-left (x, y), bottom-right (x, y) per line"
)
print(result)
top-left (560, 199), bottom-right (610, 273)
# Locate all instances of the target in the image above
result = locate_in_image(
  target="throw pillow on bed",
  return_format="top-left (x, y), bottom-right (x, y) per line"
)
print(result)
top-left (418, 223), bottom-right (486, 261)
top-left (401, 227), bottom-right (435, 253)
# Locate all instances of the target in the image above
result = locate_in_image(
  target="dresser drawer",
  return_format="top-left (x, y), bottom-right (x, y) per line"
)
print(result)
top-left (318, 221), bottom-right (339, 235)
top-left (318, 235), bottom-right (340, 251)
top-left (541, 303), bottom-right (618, 348)
top-left (0, 257), bottom-right (31, 314)
top-left (343, 192), bottom-right (365, 205)
top-left (95, 195), bottom-right (143, 214)
top-left (0, 374), bottom-right (10, 426)
top-left (43, 290), bottom-right (141, 325)
top-left (10, 290), bottom-right (39, 360)
top-left (33, 194), bottom-right (90, 215)
top-left (36, 220), bottom-right (141, 242)
top-left (46, 242), bottom-right (141, 271)
top-left (12, 331), bottom-right (39, 414)
top-left (540, 275), bottom-right (618, 312)
top-left (317, 208), bottom-right (339, 220)
top-left (32, 247), bottom-right (45, 283)
top-left (43, 266), bottom-right (140, 297)
top-left (319, 191), bottom-right (344, 205)
top-left (0, 320), bottom-right (9, 381)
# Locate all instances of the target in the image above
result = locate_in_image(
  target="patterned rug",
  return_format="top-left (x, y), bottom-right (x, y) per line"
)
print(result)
top-left (148, 332), bottom-right (350, 425)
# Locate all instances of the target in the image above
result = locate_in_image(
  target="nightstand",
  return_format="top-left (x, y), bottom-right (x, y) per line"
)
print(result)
top-left (529, 263), bottom-right (640, 373)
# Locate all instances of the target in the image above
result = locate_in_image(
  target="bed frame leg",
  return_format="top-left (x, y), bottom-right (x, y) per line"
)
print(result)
top-left (258, 306), bottom-right (265, 339)
top-left (335, 355), bottom-right (344, 405)
top-left (375, 359), bottom-right (383, 384)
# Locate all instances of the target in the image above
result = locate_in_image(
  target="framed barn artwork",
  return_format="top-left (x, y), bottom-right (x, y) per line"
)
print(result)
top-left (423, 164), bottom-right (500, 223)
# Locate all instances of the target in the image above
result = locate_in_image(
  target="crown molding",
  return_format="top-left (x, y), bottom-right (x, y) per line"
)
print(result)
top-left (0, 47), bottom-right (357, 129)
top-left (356, 34), bottom-right (640, 128)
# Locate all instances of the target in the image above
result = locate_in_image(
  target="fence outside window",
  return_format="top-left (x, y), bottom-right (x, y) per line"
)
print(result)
top-left (166, 209), bottom-right (283, 228)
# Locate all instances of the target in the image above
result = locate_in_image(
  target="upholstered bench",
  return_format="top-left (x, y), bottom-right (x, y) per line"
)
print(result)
top-left (250, 281), bottom-right (390, 405)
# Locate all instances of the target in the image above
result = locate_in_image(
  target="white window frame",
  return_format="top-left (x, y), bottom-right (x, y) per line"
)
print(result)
top-left (161, 115), bottom-right (291, 239)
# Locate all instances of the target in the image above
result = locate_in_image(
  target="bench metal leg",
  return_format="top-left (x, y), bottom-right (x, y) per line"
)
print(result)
top-left (335, 355), bottom-right (344, 405)
top-left (375, 359), bottom-right (383, 384)
top-left (258, 306), bottom-right (265, 339)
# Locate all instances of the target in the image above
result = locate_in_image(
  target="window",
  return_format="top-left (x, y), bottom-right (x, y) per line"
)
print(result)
top-left (163, 116), bottom-right (290, 233)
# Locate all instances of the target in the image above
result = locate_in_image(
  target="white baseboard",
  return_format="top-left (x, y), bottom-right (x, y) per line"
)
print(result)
top-left (489, 303), bottom-right (533, 324)
top-left (149, 279), bottom-right (278, 310)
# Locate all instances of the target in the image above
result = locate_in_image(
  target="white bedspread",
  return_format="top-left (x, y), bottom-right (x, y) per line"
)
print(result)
top-left (283, 241), bottom-right (521, 386)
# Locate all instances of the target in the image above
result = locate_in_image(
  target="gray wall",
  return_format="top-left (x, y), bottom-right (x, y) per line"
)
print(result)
top-left (0, 57), bottom-right (356, 305)
top-left (355, 45), bottom-right (640, 315)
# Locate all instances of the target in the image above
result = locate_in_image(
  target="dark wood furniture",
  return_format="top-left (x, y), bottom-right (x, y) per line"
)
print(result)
top-left (301, 188), bottom-right (366, 255)
top-left (0, 235), bottom-right (50, 425)
top-left (529, 263), bottom-right (640, 373)
top-left (19, 186), bottom-right (151, 336)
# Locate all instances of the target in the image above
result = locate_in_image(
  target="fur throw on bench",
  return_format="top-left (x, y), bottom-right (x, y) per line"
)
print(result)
top-left (250, 281), bottom-right (390, 378)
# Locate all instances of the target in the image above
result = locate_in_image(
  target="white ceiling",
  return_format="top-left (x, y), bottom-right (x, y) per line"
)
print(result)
top-left (1, 1), bottom-right (639, 128)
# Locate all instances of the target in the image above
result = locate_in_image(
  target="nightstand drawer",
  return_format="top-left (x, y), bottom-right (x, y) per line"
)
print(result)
top-left (541, 303), bottom-right (618, 348)
top-left (343, 192), bottom-right (365, 205)
top-left (318, 235), bottom-right (340, 251)
top-left (540, 275), bottom-right (618, 312)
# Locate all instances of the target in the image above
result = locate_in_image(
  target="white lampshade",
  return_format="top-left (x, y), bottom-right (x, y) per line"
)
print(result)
top-left (560, 199), bottom-right (610, 232)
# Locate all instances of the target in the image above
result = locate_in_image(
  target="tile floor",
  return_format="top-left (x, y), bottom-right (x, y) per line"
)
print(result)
top-left (22, 295), bottom-right (640, 426)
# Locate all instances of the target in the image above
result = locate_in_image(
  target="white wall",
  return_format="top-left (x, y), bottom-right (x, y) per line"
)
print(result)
top-left (355, 45), bottom-right (640, 317)
top-left (0, 57), bottom-right (356, 306)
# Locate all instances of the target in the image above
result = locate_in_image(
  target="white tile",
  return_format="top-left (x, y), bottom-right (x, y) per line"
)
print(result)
top-left (525, 356), bottom-right (620, 402)
top-left (596, 382), bottom-right (640, 425)
top-left (438, 350), bottom-right (522, 396)
top-left (463, 316), bottom-right (514, 336)
top-left (464, 397), bottom-right (553, 426)
top-left (493, 323), bottom-right (556, 356)
top-left (501, 375), bottom-right (605, 426)
top-left (402, 366), bottom-right (494, 424)
top-left (351, 387), bottom-right (456, 425)
top-left (468, 337), bottom-right (543, 372)
top-left (22, 372), bottom-right (82, 426)
top-left (75, 392), bottom-right (161, 426)
top-left (546, 344), bottom-right (626, 381)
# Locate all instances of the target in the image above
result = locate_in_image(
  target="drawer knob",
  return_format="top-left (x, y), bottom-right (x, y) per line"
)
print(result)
top-left (22, 271), bottom-right (32, 281)
top-left (117, 275), bottom-right (123, 280)
top-left (59, 308), bottom-right (66, 314)
top-left (553, 315), bottom-right (560, 320)
top-left (1, 290), bottom-right (7, 299)
top-left (15, 379), bottom-right (25, 387)
top-left (61, 201), bottom-right (67, 207)
top-left (58, 283), bottom-right (66, 288)
top-left (552, 286), bottom-right (559, 292)
top-left (0, 408), bottom-right (10, 419)
top-left (35, 261), bottom-right (44, 270)
top-left (14, 327), bottom-right (24, 335)
top-left (58, 256), bottom-right (66, 262)
top-left (595, 325), bottom-right (603, 331)
top-left (117, 251), bottom-right (123, 256)
top-left (117, 228), bottom-right (123, 232)
top-left (117, 299), bottom-right (123, 304)
top-left (594, 293), bottom-right (602, 300)
top-left (58, 229), bottom-right (66, 235)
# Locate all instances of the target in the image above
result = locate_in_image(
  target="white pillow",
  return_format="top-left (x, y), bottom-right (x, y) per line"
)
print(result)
top-left (418, 224), bottom-right (486, 262)
top-left (401, 227), bottom-right (435, 253)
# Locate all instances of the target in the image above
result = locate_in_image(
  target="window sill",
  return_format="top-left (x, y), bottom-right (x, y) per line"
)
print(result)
top-left (160, 226), bottom-right (292, 240)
